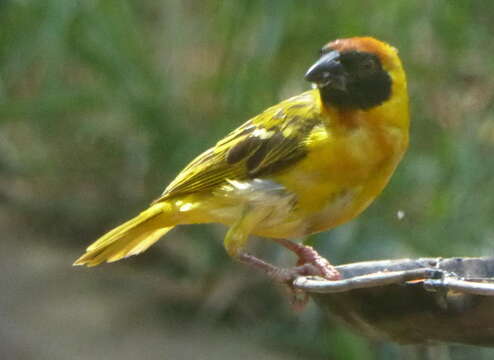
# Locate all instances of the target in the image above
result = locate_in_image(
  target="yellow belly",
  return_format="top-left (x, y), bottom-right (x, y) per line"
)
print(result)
top-left (255, 121), bottom-right (408, 238)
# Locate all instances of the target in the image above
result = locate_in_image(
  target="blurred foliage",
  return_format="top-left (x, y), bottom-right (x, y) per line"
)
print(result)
top-left (2, 0), bottom-right (494, 359)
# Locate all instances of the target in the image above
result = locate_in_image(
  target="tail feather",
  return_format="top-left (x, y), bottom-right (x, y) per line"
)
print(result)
top-left (106, 227), bottom-right (173, 262)
top-left (74, 202), bottom-right (175, 267)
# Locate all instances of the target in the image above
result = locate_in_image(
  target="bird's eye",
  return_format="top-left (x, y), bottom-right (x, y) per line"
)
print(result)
top-left (359, 57), bottom-right (378, 73)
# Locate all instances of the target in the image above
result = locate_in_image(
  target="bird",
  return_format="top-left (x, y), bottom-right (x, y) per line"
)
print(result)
top-left (74, 37), bottom-right (409, 284)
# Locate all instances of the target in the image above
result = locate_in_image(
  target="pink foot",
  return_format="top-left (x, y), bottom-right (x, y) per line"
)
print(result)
top-left (237, 246), bottom-right (340, 310)
top-left (237, 253), bottom-right (313, 309)
top-left (238, 253), bottom-right (328, 282)
top-left (273, 239), bottom-right (341, 280)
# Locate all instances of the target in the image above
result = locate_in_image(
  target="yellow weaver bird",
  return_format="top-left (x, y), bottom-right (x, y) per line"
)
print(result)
top-left (74, 37), bottom-right (409, 282)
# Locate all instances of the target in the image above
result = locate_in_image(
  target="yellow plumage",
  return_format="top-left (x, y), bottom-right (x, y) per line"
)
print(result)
top-left (75, 203), bottom-right (175, 266)
top-left (74, 37), bottom-right (409, 274)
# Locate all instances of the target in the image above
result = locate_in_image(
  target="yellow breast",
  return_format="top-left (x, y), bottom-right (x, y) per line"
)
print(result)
top-left (267, 101), bottom-right (409, 237)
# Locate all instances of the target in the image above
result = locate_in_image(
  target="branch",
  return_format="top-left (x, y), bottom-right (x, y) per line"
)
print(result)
top-left (293, 257), bottom-right (494, 346)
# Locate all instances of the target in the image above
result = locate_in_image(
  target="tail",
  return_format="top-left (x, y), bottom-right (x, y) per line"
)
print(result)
top-left (73, 202), bottom-right (175, 267)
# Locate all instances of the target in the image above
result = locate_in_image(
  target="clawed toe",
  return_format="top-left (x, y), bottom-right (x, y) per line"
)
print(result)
top-left (238, 251), bottom-right (339, 283)
top-left (273, 239), bottom-right (341, 280)
top-left (309, 254), bottom-right (341, 280)
top-left (237, 247), bottom-right (340, 310)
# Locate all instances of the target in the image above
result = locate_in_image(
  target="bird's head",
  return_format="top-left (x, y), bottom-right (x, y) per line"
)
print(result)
top-left (305, 37), bottom-right (406, 110)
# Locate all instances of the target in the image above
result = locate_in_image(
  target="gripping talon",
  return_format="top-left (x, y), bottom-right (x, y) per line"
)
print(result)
top-left (273, 239), bottom-right (341, 280)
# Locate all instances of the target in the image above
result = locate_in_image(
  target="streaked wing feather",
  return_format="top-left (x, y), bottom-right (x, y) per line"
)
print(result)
top-left (155, 91), bottom-right (321, 201)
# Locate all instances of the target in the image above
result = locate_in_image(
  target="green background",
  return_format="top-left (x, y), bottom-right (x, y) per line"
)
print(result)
top-left (2, 1), bottom-right (494, 359)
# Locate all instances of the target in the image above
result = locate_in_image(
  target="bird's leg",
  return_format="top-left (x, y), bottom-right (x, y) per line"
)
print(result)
top-left (236, 252), bottom-right (316, 311)
top-left (272, 238), bottom-right (341, 280)
top-left (224, 209), bottom-right (324, 283)
top-left (237, 252), bottom-right (326, 282)
top-left (224, 209), bottom-right (340, 309)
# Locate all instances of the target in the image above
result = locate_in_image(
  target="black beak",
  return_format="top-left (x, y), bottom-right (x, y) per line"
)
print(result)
top-left (304, 50), bottom-right (347, 91)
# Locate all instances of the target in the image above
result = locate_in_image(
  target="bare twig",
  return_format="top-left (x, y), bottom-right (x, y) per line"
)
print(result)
top-left (293, 264), bottom-right (494, 296)
top-left (424, 277), bottom-right (494, 296)
top-left (290, 257), bottom-right (494, 346)
top-left (293, 268), bottom-right (438, 293)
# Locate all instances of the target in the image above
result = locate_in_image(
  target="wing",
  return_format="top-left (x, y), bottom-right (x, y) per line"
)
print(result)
top-left (156, 90), bottom-right (322, 201)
